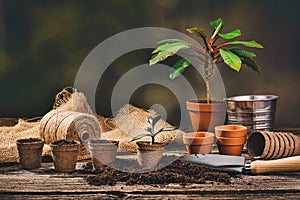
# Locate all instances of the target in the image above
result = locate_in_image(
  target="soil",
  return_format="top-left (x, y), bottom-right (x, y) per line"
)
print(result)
top-left (90, 140), bottom-right (119, 146)
top-left (83, 156), bottom-right (239, 186)
top-left (16, 138), bottom-right (43, 144)
top-left (50, 140), bottom-right (77, 145)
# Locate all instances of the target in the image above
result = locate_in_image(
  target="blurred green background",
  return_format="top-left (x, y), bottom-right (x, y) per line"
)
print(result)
top-left (1, 0), bottom-right (300, 128)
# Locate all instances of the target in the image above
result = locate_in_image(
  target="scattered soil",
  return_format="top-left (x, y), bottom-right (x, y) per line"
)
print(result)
top-left (50, 140), bottom-right (77, 145)
top-left (84, 156), bottom-right (238, 186)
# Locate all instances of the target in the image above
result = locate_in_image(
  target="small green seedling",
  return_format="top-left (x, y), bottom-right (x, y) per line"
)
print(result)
top-left (129, 115), bottom-right (176, 145)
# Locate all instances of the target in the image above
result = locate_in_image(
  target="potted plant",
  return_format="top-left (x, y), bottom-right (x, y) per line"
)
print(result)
top-left (149, 17), bottom-right (263, 131)
top-left (50, 140), bottom-right (79, 172)
top-left (89, 139), bottom-right (119, 170)
top-left (16, 138), bottom-right (44, 170)
top-left (129, 114), bottom-right (176, 169)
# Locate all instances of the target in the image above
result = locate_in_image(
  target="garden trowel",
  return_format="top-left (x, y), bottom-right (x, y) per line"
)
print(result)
top-left (180, 154), bottom-right (300, 174)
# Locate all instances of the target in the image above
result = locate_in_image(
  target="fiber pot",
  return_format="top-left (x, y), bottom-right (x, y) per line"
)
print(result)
top-left (183, 132), bottom-right (215, 154)
top-left (16, 138), bottom-right (44, 170)
top-left (217, 136), bottom-right (246, 156)
top-left (186, 99), bottom-right (226, 132)
top-left (50, 140), bottom-right (79, 172)
top-left (136, 141), bottom-right (165, 169)
top-left (89, 139), bottom-right (119, 170)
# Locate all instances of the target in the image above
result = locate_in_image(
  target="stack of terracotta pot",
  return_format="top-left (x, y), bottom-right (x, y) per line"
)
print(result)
top-left (215, 125), bottom-right (247, 156)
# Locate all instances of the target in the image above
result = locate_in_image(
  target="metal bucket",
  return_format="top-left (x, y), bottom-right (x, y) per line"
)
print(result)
top-left (224, 95), bottom-right (279, 135)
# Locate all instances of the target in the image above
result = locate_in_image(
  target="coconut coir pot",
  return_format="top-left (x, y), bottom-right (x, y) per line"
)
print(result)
top-left (16, 138), bottom-right (44, 170)
top-left (89, 140), bottom-right (119, 170)
top-left (247, 131), bottom-right (300, 160)
top-left (50, 140), bottom-right (79, 172)
top-left (136, 141), bottom-right (165, 169)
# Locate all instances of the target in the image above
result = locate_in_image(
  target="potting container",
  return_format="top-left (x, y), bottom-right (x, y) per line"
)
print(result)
top-left (50, 140), bottom-right (79, 172)
top-left (186, 99), bottom-right (226, 132)
top-left (183, 132), bottom-right (215, 154)
top-left (89, 140), bottom-right (119, 170)
top-left (215, 125), bottom-right (247, 138)
top-left (224, 95), bottom-right (278, 135)
top-left (136, 141), bottom-right (165, 169)
top-left (16, 138), bottom-right (44, 170)
top-left (247, 131), bottom-right (300, 160)
top-left (216, 136), bottom-right (246, 156)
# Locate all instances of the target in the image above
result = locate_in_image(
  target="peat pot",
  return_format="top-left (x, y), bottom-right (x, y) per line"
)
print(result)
top-left (136, 141), bottom-right (165, 169)
top-left (183, 132), bottom-right (215, 154)
top-left (186, 99), bottom-right (226, 132)
top-left (16, 138), bottom-right (44, 170)
top-left (224, 95), bottom-right (278, 135)
top-left (50, 140), bottom-right (79, 172)
top-left (89, 139), bottom-right (119, 170)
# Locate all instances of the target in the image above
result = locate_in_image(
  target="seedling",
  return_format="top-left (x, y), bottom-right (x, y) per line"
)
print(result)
top-left (129, 115), bottom-right (176, 145)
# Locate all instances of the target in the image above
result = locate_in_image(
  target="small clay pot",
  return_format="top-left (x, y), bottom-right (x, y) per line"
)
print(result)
top-left (136, 141), bottom-right (165, 169)
top-left (50, 140), bottom-right (79, 172)
top-left (16, 138), bottom-right (44, 170)
top-left (183, 132), bottom-right (215, 154)
top-left (217, 136), bottom-right (246, 156)
top-left (215, 125), bottom-right (247, 138)
top-left (89, 139), bottom-right (119, 170)
top-left (186, 99), bottom-right (226, 132)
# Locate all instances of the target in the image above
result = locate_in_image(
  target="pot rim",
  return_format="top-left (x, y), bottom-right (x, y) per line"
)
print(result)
top-left (224, 95), bottom-right (278, 102)
top-left (183, 132), bottom-right (215, 145)
top-left (215, 125), bottom-right (247, 132)
top-left (16, 138), bottom-right (44, 144)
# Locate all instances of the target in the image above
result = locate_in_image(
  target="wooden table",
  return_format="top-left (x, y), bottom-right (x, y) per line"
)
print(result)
top-left (0, 158), bottom-right (300, 199)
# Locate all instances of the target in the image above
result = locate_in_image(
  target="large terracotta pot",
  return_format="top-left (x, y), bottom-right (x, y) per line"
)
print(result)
top-left (186, 99), bottom-right (226, 132)
top-left (183, 132), bottom-right (215, 154)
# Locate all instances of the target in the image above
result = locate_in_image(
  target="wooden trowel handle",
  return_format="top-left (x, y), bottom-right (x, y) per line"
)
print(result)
top-left (250, 156), bottom-right (300, 174)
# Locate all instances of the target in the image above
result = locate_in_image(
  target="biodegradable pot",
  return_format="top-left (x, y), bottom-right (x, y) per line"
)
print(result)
top-left (50, 140), bottom-right (79, 172)
top-left (89, 139), bottom-right (119, 170)
top-left (215, 125), bottom-right (247, 138)
top-left (217, 136), bottom-right (246, 156)
top-left (186, 99), bottom-right (226, 132)
top-left (136, 141), bottom-right (165, 169)
top-left (16, 138), bottom-right (44, 170)
top-left (247, 131), bottom-right (300, 160)
top-left (183, 132), bottom-right (215, 154)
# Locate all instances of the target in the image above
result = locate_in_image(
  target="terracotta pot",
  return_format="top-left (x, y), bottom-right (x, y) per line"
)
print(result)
top-left (215, 125), bottom-right (247, 138)
top-left (217, 136), bottom-right (246, 156)
top-left (50, 140), bottom-right (79, 172)
top-left (136, 141), bottom-right (165, 169)
top-left (186, 99), bottom-right (226, 132)
top-left (16, 138), bottom-right (44, 170)
top-left (183, 132), bottom-right (215, 154)
top-left (89, 140), bottom-right (119, 170)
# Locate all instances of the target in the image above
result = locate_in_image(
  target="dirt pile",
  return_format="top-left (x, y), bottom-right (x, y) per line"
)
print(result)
top-left (84, 158), bottom-right (236, 186)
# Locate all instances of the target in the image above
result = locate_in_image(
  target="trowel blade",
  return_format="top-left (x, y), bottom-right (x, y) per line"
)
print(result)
top-left (180, 154), bottom-right (245, 173)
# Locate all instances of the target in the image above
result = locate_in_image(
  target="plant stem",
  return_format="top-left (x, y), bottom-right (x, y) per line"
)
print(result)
top-left (151, 123), bottom-right (155, 145)
top-left (205, 78), bottom-right (211, 103)
top-left (204, 58), bottom-right (213, 103)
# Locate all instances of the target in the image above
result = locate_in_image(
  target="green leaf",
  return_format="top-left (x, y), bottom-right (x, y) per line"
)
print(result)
top-left (169, 58), bottom-right (191, 80)
top-left (152, 115), bottom-right (161, 126)
top-left (218, 29), bottom-right (241, 39)
top-left (242, 58), bottom-right (261, 73)
top-left (210, 18), bottom-right (224, 39)
top-left (146, 116), bottom-right (153, 124)
top-left (149, 41), bottom-right (190, 65)
top-left (157, 39), bottom-right (188, 44)
top-left (230, 48), bottom-right (256, 58)
top-left (186, 27), bottom-right (206, 38)
top-left (161, 126), bottom-right (176, 131)
top-left (144, 127), bottom-right (152, 133)
top-left (225, 40), bottom-right (264, 48)
top-left (219, 49), bottom-right (242, 71)
top-left (129, 133), bottom-right (152, 142)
